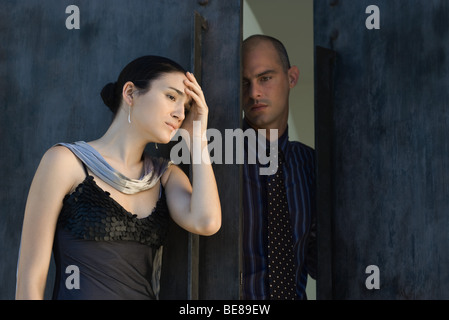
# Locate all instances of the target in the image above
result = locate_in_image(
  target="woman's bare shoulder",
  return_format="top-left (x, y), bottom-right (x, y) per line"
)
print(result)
top-left (40, 145), bottom-right (79, 169)
top-left (36, 145), bottom-right (85, 189)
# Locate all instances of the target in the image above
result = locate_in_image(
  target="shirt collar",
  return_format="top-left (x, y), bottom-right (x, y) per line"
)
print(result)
top-left (242, 118), bottom-right (290, 159)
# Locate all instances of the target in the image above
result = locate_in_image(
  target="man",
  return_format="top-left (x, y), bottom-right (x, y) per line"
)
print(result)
top-left (241, 34), bottom-right (316, 300)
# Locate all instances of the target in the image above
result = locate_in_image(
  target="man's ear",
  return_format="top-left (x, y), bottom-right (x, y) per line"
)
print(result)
top-left (288, 66), bottom-right (300, 88)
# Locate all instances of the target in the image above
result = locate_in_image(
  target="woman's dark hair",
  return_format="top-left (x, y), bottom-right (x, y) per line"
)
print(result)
top-left (101, 55), bottom-right (187, 115)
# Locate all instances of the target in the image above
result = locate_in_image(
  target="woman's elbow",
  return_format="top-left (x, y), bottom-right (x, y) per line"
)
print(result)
top-left (197, 212), bottom-right (221, 236)
top-left (202, 222), bottom-right (221, 236)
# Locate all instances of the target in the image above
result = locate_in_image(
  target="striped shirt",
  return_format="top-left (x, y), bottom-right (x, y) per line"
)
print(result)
top-left (242, 120), bottom-right (317, 300)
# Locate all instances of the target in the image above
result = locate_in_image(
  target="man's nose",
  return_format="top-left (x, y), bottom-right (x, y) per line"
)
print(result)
top-left (243, 82), bottom-right (261, 100)
top-left (248, 82), bottom-right (262, 100)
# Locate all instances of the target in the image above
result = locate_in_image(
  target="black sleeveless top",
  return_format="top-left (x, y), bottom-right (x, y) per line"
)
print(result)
top-left (52, 163), bottom-right (170, 300)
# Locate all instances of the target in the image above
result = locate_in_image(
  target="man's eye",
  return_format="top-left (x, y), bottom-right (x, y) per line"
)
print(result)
top-left (167, 94), bottom-right (176, 101)
top-left (260, 76), bottom-right (271, 82)
top-left (242, 81), bottom-right (249, 87)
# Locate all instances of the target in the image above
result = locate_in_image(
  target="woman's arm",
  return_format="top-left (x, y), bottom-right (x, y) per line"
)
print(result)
top-left (15, 146), bottom-right (78, 299)
top-left (163, 161), bottom-right (221, 236)
top-left (163, 72), bottom-right (221, 236)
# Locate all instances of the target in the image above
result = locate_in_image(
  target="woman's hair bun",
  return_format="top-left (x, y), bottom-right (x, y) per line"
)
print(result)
top-left (100, 82), bottom-right (118, 113)
top-left (100, 56), bottom-right (186, 117)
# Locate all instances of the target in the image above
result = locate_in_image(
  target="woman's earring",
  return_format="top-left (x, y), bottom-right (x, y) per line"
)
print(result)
top-left (128, 105), bottom-right (131, 124)
top-left (155, 143), bottom-right (158, 150)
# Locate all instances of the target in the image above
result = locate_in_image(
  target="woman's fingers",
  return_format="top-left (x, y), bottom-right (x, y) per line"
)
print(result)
top-left (186, 71), bottom-right (199, 86)
top-left (184, 72), bottom-right (204, 98)
top-left (184, 72), bottom-right (208, 114)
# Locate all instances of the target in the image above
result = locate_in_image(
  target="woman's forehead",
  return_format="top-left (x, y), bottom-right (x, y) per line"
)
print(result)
top-left (156, 72), bottom-right (187, 85)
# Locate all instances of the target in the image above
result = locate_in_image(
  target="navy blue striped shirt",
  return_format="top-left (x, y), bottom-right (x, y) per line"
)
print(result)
top-left (242, 120), bottom-right (317, 300)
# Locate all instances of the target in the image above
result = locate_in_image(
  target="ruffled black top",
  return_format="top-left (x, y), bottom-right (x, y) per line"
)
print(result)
top-left (52, 167), bottom-right (170, 300)
top-left (58, 175), bottom-right (169, 247)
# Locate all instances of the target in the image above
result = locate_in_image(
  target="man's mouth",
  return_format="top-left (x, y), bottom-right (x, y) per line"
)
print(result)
top-left (250, 103), bottom-right (268, 111)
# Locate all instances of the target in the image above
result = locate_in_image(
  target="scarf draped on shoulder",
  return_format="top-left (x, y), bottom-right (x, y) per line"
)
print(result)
top-left (55, 141), bottom-right (172, 194)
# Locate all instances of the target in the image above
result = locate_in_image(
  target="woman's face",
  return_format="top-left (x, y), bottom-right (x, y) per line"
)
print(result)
top-left (131, 72), bottom-right (191, 143)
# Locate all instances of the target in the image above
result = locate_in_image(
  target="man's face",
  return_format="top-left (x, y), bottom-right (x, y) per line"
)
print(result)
top-left (242, 41), bottom-right (292, 133)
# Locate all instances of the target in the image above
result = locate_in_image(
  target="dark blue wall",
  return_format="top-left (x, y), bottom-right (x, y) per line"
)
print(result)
top-left (315, 0), bottom-right (449, 299)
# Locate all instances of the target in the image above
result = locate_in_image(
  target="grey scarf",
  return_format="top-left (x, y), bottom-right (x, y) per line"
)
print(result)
top-left (56, 141), bottom-right (172, 194)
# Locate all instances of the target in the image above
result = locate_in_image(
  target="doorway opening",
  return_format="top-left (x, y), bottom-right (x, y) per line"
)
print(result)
top-left (243, 0), bottom-right (316, 300)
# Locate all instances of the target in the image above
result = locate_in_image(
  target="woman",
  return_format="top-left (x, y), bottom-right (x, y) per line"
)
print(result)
top-left (15, 55), bottom-right (221, 299)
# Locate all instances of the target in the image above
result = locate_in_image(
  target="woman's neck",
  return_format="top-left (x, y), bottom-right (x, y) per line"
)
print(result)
top-left (88, 119), bottom-right (147, 177)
